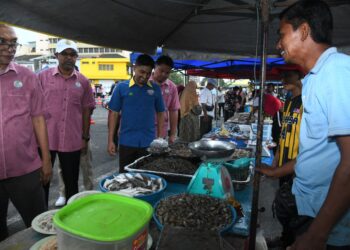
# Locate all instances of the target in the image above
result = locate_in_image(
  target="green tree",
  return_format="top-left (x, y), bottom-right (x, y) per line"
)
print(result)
top-left (169, 71), bottom-right (184, 85)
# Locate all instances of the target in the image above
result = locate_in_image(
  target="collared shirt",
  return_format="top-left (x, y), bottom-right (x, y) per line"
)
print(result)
top-left (38, 67), bottom-right (95, 152)
top-left (0, 63), bottom-right (45, 180)
top-left (150, 77), bottom-right (180, 136)
top-left (293, 47), bottom-right (350, 246)
top-left (109, 78), bottom-right (165, 148)
top-left (199, 87), bottom-right (214, 117)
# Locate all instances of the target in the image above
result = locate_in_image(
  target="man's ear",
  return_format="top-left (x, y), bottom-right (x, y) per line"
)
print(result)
top-left (299, 22), bottom-right (310, 42)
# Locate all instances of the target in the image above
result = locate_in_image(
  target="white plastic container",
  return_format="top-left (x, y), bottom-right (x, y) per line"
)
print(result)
top-left (250, 122), bottom-right (272, 141)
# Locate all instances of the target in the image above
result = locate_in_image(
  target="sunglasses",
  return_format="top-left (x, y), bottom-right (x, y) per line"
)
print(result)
top-left (60, 51), bottom-right (78, 57)
top-left (0, 38), bottom-right (20, 49)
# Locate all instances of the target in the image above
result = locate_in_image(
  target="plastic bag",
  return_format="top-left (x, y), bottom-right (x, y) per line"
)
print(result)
top-left (150, 138), bottom-right (169, 149)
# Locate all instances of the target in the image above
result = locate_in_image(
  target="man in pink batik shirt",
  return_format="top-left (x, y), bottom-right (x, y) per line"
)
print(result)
top-left (38, 39), bottom-right (95, 205)
top-left (151, 55), bottom-right (180, 144)
top-left (0, 24), bottom-right (51, 241)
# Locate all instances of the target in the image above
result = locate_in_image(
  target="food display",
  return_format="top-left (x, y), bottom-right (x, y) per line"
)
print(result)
top-left (155, 194), bottom-right (233, 232)
top-left (30, 236), bottom-right (57, 250)
top-left (31, 210), bottom-right (59, 235)
top-left (227, 112), bottom-right (255, 124)
top-left (135, 156), bottom-right (199, 175)
top-left (102, 173), bottom-right (164, 196)
top-left (148, 138), bottom-right (170, 155)
top-left (218, 125), bottom-right (230, 137)
top-left (232, 148), bottom-right (253, 159)
top-left (168, 142), bottom-right (196, 158)
top-left (39, 236), bottom-right (57, 250)
top-left (147, 146), bottom-right (171, 155)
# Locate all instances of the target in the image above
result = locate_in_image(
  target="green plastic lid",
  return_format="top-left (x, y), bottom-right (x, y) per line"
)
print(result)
top-left (53, 193), bottom-right (153, 242)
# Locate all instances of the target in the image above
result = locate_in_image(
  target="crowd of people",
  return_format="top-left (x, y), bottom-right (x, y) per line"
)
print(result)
top-left (0, 1), bottom-right (349, 249)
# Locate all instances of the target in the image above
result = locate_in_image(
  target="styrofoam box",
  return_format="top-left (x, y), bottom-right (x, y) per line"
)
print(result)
top-left (250, 123), bottom-right (272, 141)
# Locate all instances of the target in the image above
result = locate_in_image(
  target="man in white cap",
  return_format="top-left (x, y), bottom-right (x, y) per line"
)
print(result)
top-left (199, 78), bottom-right (216, 137)
top-left (38, 39), bottom-right (95, 206)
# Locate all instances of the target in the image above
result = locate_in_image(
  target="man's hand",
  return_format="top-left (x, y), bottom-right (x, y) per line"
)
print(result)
top-left (168, 134), bottom-right (176, 144)
top-left (289, 231), bottom-right (327, 250)
top-left (40, 159), bottom-right (52, 185)
top-left (255, 164), bottom-right (278, 178)
top-left (81, 140), bottom-right (88, 155)
top-left (108, 141), bottom-right (117, 156)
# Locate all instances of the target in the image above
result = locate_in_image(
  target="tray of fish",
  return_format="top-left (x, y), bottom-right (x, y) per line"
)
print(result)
top-left (100, 172), bottom-right (165, 196)
top-left (227, 112), bottom-right (255, 124)
top-left (168, 141), bottom-right (198, 159)
top-left (154, 194), bottom-right (236, 233)
top-left (124, 155), bottom-right (201, 184)
top-left (231, 148), bottom-right (253, 159)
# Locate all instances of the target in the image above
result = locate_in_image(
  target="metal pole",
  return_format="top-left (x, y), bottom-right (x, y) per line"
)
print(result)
top-left (249, 0), bottom-right (269, 249)
top-left (184, 71), bottom-right (189, 86)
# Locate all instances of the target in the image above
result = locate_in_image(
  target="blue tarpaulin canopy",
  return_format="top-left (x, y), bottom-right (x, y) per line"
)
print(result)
top-left (130, 52), bottom-right (301, 80)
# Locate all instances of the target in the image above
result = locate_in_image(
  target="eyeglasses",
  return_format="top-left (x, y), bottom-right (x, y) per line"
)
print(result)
top-left (60, 51), bottom-right (78, 57)
top-left (0, 38), bottom-right (20, 49)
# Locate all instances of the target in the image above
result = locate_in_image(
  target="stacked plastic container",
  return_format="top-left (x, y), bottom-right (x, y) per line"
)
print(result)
top-left (53, 193), bottom-right (153, 250)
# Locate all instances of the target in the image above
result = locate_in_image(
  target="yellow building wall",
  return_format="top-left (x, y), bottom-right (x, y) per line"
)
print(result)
top-left (80, 58), bottom-right (130, 81)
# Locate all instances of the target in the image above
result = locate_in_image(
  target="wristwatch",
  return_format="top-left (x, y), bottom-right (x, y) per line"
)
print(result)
top-left (82, 135), bottom-right (90, 141)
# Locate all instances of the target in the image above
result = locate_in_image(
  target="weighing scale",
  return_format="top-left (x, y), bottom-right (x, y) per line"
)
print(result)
top-left (187, 140), bottom-right (236, 199)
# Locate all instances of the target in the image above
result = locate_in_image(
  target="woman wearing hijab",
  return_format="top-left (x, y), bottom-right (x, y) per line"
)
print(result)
top-left (179, 81), bottom-right (202, 142)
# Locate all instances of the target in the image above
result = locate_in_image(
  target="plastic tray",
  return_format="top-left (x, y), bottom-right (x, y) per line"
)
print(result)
top-left (153, 195), bottom-right (237, 235)
top-left (124, 155), bottom-right (201, 184)
top-left (99, 172), bottom-right (167, 205)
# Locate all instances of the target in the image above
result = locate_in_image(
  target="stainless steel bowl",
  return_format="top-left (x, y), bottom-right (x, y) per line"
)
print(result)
top-left (188, 140), bottom-right (236, 159)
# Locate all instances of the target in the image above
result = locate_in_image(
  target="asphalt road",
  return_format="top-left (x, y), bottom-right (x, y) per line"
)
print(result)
top-left (6, 105), bottom-right (281, 246)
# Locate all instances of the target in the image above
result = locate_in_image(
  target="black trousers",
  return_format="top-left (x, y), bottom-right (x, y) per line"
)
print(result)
top-left (0, 169), bottom-right (46, 241)
top-left (118, 145), bottom-right (148, 173)
top-left (294, 216), bottom-right (350, 249)
top-left (274, 184), bottom-right (350, 249)
top-left (41, 150), bottom-right (81, 205)
top-left (200, 116), bottom-right (213, 138)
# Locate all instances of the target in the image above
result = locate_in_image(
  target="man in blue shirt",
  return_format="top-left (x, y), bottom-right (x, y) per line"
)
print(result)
top-left (107, 54), bottom-right (165, 172)
top-left (276, 1), bottom-right (350, 249)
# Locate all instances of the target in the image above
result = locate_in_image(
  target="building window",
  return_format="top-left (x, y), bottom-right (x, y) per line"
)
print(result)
top-left (82, 62), bottom-right (89, 64)
top-left (83, 48), bottom-right (88, 53)
top-left (105, 48), bottom-right (110, 53)
top-left (78, 48), bottom-right (83, 53)
top-left (98, 64), bottom-right (114, 71)
top-left (99, 48), bottom-right (104, 53)
top-left (94, 48), bottom-right (99, 53)
top-left (89, 48), bottom-right (93, 53)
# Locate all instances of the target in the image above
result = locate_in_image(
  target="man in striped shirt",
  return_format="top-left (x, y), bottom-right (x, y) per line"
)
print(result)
top-left (257, 69), bottom-right (303, 247)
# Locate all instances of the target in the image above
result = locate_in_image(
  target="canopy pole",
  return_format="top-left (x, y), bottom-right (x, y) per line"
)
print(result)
top-left (184, 71), bottom-right (189, 86)
top-left (249, 0), bottom-right (269, 249)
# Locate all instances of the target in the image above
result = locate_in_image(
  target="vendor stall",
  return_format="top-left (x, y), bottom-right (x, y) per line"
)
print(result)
top-left (0, 114), bottom-right (274, 250)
